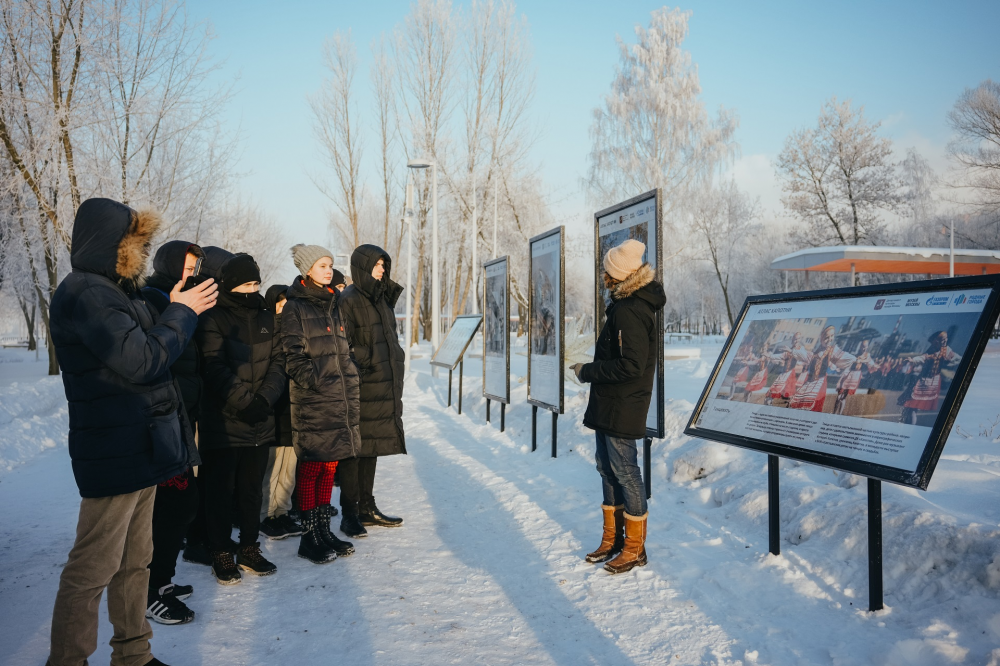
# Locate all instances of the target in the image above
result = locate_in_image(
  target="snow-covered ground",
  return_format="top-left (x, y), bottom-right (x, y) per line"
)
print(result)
top-left (2, 340), bottom-right (1000, 664)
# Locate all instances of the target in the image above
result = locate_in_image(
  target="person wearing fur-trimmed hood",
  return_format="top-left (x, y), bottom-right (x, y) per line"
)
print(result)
top-left (47, 198), bottom-right (218, 666)
top-left (570, 239), bottom-right (665, 575)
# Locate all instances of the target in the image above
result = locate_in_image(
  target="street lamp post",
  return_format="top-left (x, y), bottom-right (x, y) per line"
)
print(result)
top-left (471, 172), bottom-right (477, 315)
top-left (407, 158), bottom-right (439, 374)
top-left (403, 174), bottom-right (414, 374)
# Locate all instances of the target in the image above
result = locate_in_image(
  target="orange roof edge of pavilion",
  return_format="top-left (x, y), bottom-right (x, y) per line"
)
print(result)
top-left (770, 246), bottom-right (1000, 275)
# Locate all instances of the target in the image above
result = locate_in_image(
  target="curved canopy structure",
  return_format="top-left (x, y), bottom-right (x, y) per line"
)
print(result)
top-left (770, 245), bottom-right (1000, 276)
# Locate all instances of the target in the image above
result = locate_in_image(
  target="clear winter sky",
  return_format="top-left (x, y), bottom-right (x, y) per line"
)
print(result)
top-left (188, 0), bottom-right (1000, 255)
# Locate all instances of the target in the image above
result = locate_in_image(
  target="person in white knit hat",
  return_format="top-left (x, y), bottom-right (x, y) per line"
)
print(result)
top-left (569, 238), bottom-right (665, 574)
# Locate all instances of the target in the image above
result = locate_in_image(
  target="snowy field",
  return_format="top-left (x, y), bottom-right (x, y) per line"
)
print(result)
top-left (3, 341), bottom-right (1000, 664)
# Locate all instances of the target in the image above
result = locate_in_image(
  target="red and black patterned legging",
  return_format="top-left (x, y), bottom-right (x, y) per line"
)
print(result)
top-left (296, 461), bottom-right (339, 511)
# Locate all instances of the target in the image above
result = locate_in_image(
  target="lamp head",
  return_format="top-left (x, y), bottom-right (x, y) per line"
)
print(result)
top-left (407, 158), bottom-right (433, 169)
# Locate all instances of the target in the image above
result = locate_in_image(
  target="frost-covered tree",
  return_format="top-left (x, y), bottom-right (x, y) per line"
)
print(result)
top-left (585, 7), bottom-right (738, 219)
top-left (775, 97), bottom-right (905, 248)
top-left (948, 80), bottom-right (1000, 215)
top-left (689, 180), bottom-right (759, 326)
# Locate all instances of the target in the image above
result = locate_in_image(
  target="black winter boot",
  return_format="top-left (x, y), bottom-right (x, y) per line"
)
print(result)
top-left (210, 550), bottom-right (241, 586)
top-left (297, 509), bottom-right (337, 564)
top-left (359, 497), bottom-right (403, 527)
top-left (316, 505), bottom-right (355, 556)
top-left (237, 542), bottom-right (277, 576)
top-left (340, 509), bottom-right (368, 538)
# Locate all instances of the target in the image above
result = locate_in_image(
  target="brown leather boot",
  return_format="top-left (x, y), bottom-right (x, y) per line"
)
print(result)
top-left (586, 504), bottom-right (624, 563)
top-left (604, 511), bottom-right (647, 574)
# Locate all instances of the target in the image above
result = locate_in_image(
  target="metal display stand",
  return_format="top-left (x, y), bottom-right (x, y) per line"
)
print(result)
top-left (483, 256), bottom-right (511, 433)
top-left (686, 275), bottom-right (1000, 612)
top-left (527, 227), bottom-right (565, 457)
top-left (432, 315), bottom-right (483, 414)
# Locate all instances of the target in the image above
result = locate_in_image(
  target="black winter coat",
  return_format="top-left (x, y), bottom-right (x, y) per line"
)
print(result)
top-left (142, 240), bottom-right (205, 421)
top-left (265, 285), bottom-right (292, 448)
top-left (339, 245), bottom-right (406, 457)
top-left (197, 290), bottom-right (286, 449)
top-left (281, 278), bottom-right (361, 462)
top-left (50, 199), bottom-right (196, 498)
top-left (579, 264), bottom-right (666, 440)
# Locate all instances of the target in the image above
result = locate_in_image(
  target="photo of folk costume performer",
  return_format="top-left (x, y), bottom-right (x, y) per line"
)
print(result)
top-left (833, 339), bottom-right (877, 415)
top-left (743, 353), bottom-right (770, 394)
top-left (788, 325), bottom-right (857, 413)
top-left (765, 352), bottom-right (798, 406)
top-left (898, 331), bottom-right (962, 424)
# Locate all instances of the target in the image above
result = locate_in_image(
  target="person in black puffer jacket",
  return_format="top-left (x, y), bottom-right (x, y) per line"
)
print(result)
top-left (570, 239), bottom-right (666, 576)
top-left (282, 245), bottom-right (361, 562)
top-left (337, 244), bottom-right (405, 536)
top-left (47, 198), bottom-right (217, 666)
top-left (197, 253), bottom-right (286, 584)
top-left (258, 284), bottom-right (305, 543)
top-left (141, 240), bottom-right (208, 625)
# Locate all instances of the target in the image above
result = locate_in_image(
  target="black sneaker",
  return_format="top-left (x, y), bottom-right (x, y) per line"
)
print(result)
top-left (259, 516), bottom-right (291, 540)
top-left (359, 499), bottom-right (403, 527)
top-left (183, 542), bottom-right (213, 567)
top-left (340, 512), bottom-right (368, 538)
top-left (211, 550), bottom-right (242, 586)
top-left (237, 542), bottom-right (277, 576)
top-left (162, 582), bottom-right (193, 601)
top-left (277, 513), bottom-right (304, 536)
top-left (147, 585), bottom-right (195, 625)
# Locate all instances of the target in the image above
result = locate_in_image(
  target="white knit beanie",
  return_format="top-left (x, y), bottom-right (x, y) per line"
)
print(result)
top-left (603, 239), bottom-right (646, 281)
top-left (291, 244), bottom-right (333, 277)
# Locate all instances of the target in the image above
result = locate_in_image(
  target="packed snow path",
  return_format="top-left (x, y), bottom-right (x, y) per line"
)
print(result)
top-left (3, 345), bottom-right (1000, 664)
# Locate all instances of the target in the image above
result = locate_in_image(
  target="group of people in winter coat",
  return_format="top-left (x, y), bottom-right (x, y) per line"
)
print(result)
top-left (45, 198), bottom-right (407, 666)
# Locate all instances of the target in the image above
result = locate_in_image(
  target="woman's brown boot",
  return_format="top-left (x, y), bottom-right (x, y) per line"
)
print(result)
top-left (604, 511), bottom-right (647, 574)
top-left (586, 504), bottom-right (624, 563)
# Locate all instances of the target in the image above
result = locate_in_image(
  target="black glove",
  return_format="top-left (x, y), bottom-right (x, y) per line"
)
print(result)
top-left (237, 394), bottom-right (272, 425)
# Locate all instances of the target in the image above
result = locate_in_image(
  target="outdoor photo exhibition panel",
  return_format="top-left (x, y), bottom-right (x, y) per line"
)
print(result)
top-left (594, 189), bottom-right (664, 439)
top-left (430, 314), bottom-right (483, 371)
top-left (528, 227), bottom-right (564, 414)
top-left (686, 276), bottom-right (1000, 489)
top-left (483, 256), bottom-right (510, 404)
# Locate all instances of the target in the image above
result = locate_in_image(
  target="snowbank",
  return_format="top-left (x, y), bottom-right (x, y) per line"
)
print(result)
top-left (0, 375), bottom-right (67, 477)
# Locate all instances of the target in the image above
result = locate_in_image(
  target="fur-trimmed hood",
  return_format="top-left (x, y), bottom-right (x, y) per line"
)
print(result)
top-left (610, 263), bottom-right (666, 311)
top-left (70, 198), bottom-right (161, 291)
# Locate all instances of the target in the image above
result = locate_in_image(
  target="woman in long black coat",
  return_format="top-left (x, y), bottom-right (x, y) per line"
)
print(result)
top-left (336, 244), bottom-right (406, 537)
top-left (281, 246), bottom-right (362, 562)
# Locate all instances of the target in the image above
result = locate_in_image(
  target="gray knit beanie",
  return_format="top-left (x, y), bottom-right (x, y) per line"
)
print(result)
top-left (291, 244), bottom-right (334, 277)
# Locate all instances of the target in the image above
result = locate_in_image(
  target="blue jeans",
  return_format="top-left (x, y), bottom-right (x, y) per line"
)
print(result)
top-left (594, 431), bottom-right (647, 516)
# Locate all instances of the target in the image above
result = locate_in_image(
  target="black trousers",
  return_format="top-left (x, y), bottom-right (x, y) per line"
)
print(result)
top-left (338, 456), bottom-right (377, 515)
top-left (184, 470), bottom-right (208, 547)
top-left (148, 469), bottom-right (199, 589)
top-left (201, 446), bottom-right (270, 551)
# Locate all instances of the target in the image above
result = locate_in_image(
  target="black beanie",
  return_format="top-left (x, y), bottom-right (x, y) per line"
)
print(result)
top-left (220, 253), bottom-right (261, 291)
top-left (332, 269), bottom-right (346, 287)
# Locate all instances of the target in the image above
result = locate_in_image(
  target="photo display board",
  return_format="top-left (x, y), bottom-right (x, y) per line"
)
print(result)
top-left (431, 315), bottom-right (483, 371)
top-left (483, 256), bottom-right (510, 403)
top-left (685, 276), bottom-right (1000, 489)
top-left (528, 226), bottom-right (565, 413)
top-left (595, 189), bottom-right (664, 438)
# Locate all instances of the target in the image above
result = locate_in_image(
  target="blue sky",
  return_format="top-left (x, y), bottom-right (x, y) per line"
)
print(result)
top-left (188, 0), bottom-right (1000, 248)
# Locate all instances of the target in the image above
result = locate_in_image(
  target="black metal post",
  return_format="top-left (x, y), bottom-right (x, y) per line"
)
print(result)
top-left (447, 369), bottom-right (452, 407)
top-left (486, 398), bottom-right (491, 423)
top-left (643, 437), bottom-right (652, 500)
top-left (531, 405), bottom-right (537, 451)
top-left (500, 403), bottom-right (505, 432)
top-left (551, 412), bottom-right (557, 458)
top-left (868, 478), bottom-right (883, 612)
top-left (458, 361), bottom-right (463, 415)
top-left (768, 455), bottom-right (780, 556)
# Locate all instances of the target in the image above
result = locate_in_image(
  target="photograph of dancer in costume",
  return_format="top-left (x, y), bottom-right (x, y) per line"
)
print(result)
top-left (765, 352), bottom-right (799, 406)
top-left (899, 331), bottom-right (963, 424)
top-left (788, 326), bottom-right (858, 413)
top-left (833, 339), bottom-right (878, 415)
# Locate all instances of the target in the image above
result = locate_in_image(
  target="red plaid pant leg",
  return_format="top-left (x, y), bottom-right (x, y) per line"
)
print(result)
top-left (296, 462), bottom-right (323, 512)
top-left (316, 462), bottom-right (338, 506)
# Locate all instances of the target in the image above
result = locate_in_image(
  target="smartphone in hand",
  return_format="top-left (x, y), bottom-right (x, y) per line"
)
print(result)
top-left (182, 257), bottom-right (210, 291)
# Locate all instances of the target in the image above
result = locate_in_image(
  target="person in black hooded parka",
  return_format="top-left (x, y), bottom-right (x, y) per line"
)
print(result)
top-left (140, 240), bottom-right (208, 625)
top-left (47, 198), bottom-right (217, 666)
top-left (196, 253), bottom-right (286, 584)
top-left (337, 244), bottom-right (406, 536)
